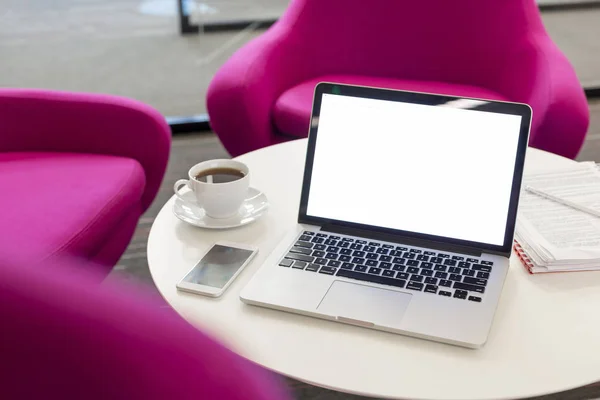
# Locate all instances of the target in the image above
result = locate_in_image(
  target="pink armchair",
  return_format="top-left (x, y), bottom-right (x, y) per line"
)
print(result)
top-left (0, 89), bottom-right (170, 274)
top-left (0, 256), bottom-right (289, 399)
top-left (207, 0), bottom-right (589, 159)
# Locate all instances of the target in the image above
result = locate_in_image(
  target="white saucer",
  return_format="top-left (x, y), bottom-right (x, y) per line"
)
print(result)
top-left (172, 187), bottom-right (269, 229)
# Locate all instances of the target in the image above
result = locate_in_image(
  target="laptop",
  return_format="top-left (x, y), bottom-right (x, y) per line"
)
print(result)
top-left (240, 83), bottom-right (531, 348)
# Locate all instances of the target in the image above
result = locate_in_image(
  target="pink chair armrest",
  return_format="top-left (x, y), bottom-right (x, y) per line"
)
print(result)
top-left (0, 89), bottom-right (171, 209)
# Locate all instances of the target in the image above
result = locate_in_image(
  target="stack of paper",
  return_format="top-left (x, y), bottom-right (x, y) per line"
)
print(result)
top-left (515, 161), bottom-right (600, 274)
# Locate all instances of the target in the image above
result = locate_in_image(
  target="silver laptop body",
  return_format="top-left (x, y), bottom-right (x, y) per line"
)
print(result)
top-left (241, 83), bottom-right (532, 348)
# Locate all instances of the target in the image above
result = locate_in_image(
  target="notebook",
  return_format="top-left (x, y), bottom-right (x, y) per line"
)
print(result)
top-left (515, 161), bottom-right (600, 274)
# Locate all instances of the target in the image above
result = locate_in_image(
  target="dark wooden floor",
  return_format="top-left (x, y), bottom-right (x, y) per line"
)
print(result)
top-left (106, 100), bottom-right (600, 400)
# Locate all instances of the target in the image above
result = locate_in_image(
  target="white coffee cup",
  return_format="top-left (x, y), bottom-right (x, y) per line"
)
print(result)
top-left (174, 159), bottom-right (250, 219)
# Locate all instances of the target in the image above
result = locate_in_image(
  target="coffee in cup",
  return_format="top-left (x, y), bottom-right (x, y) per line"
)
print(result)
top-left (174, 159), bottom-right (250, 219)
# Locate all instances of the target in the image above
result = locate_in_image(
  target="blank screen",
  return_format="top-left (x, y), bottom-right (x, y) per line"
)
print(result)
top-left (306, 93), bottom-right (522, 246)
top-left (182, 245), bottom-right (254, 288)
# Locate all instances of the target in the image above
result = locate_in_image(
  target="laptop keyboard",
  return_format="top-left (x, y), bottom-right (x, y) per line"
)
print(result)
top-left (278, 231), bottom-right (493, 302)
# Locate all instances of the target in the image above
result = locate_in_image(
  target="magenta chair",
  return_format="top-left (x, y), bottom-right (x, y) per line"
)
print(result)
top-left (0, 90), bottom-right (170, 275)
top-left (0, 257), bottom-right (289, 399)
top-left (207, 0), bottom-right (589, 159)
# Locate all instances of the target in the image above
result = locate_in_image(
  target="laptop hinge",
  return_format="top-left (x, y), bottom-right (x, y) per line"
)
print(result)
top-left (321, 223), bottom-right (484, 257)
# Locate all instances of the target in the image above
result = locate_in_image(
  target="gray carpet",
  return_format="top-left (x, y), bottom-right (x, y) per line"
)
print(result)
top-left (105, 100), bottom-right (600, 400)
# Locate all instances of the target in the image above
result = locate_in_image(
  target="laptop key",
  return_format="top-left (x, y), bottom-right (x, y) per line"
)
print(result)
top-left (352, 257), bottom-right (365, 265)
top-left (342, 237), bottom-right (353, 241)
top-left (364, 246), bottom-right (376, 252)
top-left (285, 253), bottom-right (315, 263)
top-left (396, 246), bottom-right (408, 251)
top-left (319, 266), bottom-right (337, 275)
top-left (407, 267), bottom-right (419, 274)
top-left (330, 235), bottom-right (340, 240)
top-left (424, 251), bottom-right (436, 255)
top-left (350, 243), bottom-right (363, 250)
top-left (314, 244), bottom-right (326, 250)
top-left (383, 244), bottom-right (394, 249)
top-left (435, 271), bottom-right (448, 279)
top-left (379, 255), bottom-right (392, 262)
top-left (341, 262), bottom-right (354, 270)
top-left (299, 235), bottom-right (312, 241)
top-left (382, 270), bottom-right (395, 277)
top-left (326, 246), bottom-right (338, 253)
top-left (406, 281), bottom-right (424, 291)
top-left (397, 272), bottom-right (409, 280)
top-left (463, 277), bottom-right (487, 286)
top-left (407, 260), bottom-right (419, 267)
top-left (339, 255), bottom-right (352, 262)
top-left (453, 290), bottom-right (468, 299)
top-left (339, 242), bottom-right (350, 248)
top-left (327, 260), bottom-right (341, 268)
top-left (410, 274), bottom-right (424, 282)
top-left (451, 255), bottom-right (464, 260)
top-left (424, 277), bottom-right (438, 284)
top-left (425, 284), bottom-right (438, 294)
top-left (356, 240), bottom-right (367, 244)
top-left (366, 260), bottom-right (378, 267)
top-left (439, 290), bottom-right (452, 297)
top-left (449, 274), bottom-right (462, 282)
top-left (279, 259), bottom-right (293, 267)
top-left (389, 250), bottom-right (402, 257)
top-left (340, 248), bottom-right (353, 255)
top-left (439, 279), bottom-right (452, 287)
top-left (472, 264), bottom-right (492, 272)
top-left (481, 261), bottom-right (493, 266)
top-left (311, 237), bottom-right (324, 244)
top-left (449, 267), bottom-right (461, 274)
top-left (295, 241), bottom-right (313, 248)
top-left (434, 264), bottom-right (447, 272)
top-left (325, 253), bottom-right (338, 260)
top-left (420, 269), bottom-right (433, 277)
top-left (393, 257), bottom-right (406, 264)
top-left (438, 253), bottom-right (450, 258)
top-left (444, 259), bottom-right (457, 266)
top-left (420, 262), bottom-right (433, 269)
top-left (410, 249), bottom-right (422, 253)
top-left (353, 250), bottom-right (366, 257)
top-left (303, 231), bottom-right (315, 236)
top-left (368, 267), bottom-right (382, 275)
top-left (392, 264), bottom-right (406, 272)
top-left (468, 296), bottom-right (482, 302)
top-left (403, 252), bottom-right (416, 259)
top-left (312, 250), bottom-right (325, 257)
top-left (324, 239), bottom-right (338, 246)
top-left (461, 269), bottom-right (475, 277)
top-left (430, 257), bottom-right (443, 263)
top-left (417, 255), bottom-right (429, 261)
top-left (379, 262), bottom-right (392, 269)
top-left (477, 271), bottom-right (490, 279)
top-left (315, 258), bottom-right (328, 265)
top-left (366, 253), bottom-right (378, 260)
top-left (290, 246), bottom-right (312, 255)
top-left (336, 269), bottom-right (406, 288)
top-left (292, 262), bottom-right (306, 269)
top-left (354, 265), bottom-right (368, 272)
top-left (458, 261), bottom-right (471, 268)
top-left (467, 258), bottom-right (478, 263)
top-left (316, 233), bottom-right (327, 237)
top-left (306, 263), bottom-right (320, 272)
top-left (376, 248), bottom-right (389, 255)
top-left (454, 282), bottom-right (485, 293)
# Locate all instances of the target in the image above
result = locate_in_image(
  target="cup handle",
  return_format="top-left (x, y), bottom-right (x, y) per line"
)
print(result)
top-left (173, 179), bottom-right (191, 202)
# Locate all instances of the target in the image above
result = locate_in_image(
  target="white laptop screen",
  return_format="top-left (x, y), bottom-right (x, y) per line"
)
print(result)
top-left (305, 93), bottom-right (523, 247)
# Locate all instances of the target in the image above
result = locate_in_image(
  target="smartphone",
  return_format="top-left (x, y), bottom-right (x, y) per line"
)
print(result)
top-left (176, 241), bottom-right (258, 297)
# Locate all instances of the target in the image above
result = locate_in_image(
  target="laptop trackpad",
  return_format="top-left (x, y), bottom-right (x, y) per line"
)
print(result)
top-left (317, 280), bottom-right (412, 327)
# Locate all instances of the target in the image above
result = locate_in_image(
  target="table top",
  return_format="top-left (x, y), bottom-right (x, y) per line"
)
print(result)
top-left (148, 139), bottom-right (600, 400)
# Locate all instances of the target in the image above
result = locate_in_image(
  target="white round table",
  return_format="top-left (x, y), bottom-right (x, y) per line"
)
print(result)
top-left (148, 139), bottom-right (600, 400)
